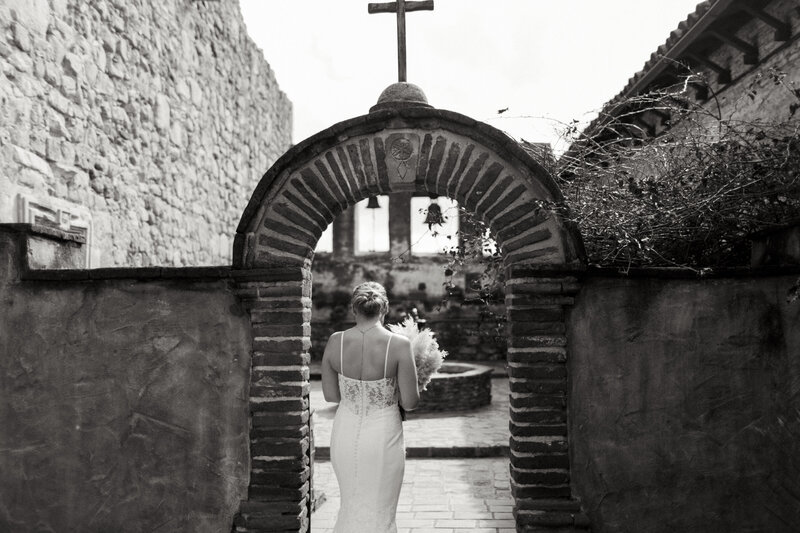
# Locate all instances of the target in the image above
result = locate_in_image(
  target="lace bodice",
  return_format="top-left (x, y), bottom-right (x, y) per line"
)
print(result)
top-left (338, 374), bottom-right (399, 416)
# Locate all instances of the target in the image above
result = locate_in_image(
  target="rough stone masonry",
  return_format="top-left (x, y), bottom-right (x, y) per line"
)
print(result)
top-left (0, 0), bottom-right (292, 267)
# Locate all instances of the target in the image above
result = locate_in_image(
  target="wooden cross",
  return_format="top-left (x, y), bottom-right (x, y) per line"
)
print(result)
top-left (368, 0), bottom-right (434, 82)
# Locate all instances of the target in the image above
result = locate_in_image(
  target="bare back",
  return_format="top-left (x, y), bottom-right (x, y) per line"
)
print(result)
top-left (335, 328), bottom-right (396, 381)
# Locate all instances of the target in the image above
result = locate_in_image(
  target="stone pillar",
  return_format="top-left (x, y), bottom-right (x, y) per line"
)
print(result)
top-left (332, 206), bottom-right (355, 259)
top-left (233, 267), bottom-right (313, 533)
top-left (389, 193), bottom-right (412, 258)
top-left (505, 268), bottom-right (590, 532)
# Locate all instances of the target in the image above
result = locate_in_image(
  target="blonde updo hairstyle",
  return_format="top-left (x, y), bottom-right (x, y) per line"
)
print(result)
top-left (351, 282), bottom-right (389, 319)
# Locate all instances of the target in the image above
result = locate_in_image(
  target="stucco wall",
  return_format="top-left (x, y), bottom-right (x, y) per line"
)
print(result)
top-left (0, 262), bottom-right (252, 531)
top-left (0, 0), bottom-right (292, 267)
top-left (569, 274), bottom-right (800, 532)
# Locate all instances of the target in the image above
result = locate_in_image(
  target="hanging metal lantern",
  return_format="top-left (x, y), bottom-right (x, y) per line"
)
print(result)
top-left (366, 196), bottom-right (381, 209)
top-left (424, 195), bottom-right (445, 229)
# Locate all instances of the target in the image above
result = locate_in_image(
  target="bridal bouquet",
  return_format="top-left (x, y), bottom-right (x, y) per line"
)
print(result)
top-left (388, 317), bottom-right (447, 391)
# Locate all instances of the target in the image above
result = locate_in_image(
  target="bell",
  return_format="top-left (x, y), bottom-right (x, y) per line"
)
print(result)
top-left (424, 197), bottom-right (445, 229)
top-left (366, 196), bottom-right (381, 209)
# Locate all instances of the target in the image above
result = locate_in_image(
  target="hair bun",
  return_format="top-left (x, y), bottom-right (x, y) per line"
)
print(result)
top-left (351, 282), bottom-right (389, 318)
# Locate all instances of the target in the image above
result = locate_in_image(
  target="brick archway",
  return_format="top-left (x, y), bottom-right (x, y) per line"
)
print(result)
top-left (232, 107), bottom-right (589, 532)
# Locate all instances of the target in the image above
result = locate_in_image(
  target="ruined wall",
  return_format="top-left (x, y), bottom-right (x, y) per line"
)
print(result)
top-left (0, 230), bottom-right (253, 532)
top-left (0, 0), bottom-right (292, 267)
top-left (569, 274), bottom-right (800, 532)
top-left (310, 256), bottom-right (506, 362)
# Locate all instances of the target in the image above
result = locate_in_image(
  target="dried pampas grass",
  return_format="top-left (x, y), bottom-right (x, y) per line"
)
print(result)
top-left (388, 317), bottom-right (447, 391)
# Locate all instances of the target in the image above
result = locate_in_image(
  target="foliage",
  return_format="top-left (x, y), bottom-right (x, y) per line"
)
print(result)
top-left (554, 69), bottom-right (800, 269)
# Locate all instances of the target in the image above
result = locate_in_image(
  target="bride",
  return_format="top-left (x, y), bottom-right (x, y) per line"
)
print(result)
top-left (321, 281), bottom-right (420, 533)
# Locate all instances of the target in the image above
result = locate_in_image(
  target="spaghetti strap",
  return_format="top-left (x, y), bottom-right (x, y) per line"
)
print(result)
top-left (339, 331), bottom-right (344, 376)
top-left (383, 334), bottom-right (392, 379)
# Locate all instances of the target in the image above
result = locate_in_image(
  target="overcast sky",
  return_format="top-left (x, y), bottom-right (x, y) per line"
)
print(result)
top-left (239, 0), bottom-right (701, 151)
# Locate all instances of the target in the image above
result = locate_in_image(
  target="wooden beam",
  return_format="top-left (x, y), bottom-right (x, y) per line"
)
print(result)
top-left (685, 52), bottom-right (732, 84)
top-left (708, 28), bottom-right (759, 64)
top-left (736, 2), bottom-right (791, 41)
top-left (367, 0), bottom-right (434, 14)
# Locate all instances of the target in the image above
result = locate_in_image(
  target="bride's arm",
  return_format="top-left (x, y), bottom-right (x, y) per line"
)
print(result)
top-left (395, 336), bottom-right (420, 410)
top-left (321, 333), bottom-right (341, 403)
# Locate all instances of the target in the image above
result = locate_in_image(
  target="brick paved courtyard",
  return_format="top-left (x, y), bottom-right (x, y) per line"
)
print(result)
top-left (312, 458), bottom-right (516, 533)
top-left (310, 377), bottom-right (514, 531)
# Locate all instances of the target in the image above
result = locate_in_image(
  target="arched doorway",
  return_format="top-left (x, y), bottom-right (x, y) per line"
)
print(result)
top-left (232, 100), bottom-right (588, 532)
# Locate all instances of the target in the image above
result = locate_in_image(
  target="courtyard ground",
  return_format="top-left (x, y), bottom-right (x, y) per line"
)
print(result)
top-left (309, 375), bottom-right (514, 532)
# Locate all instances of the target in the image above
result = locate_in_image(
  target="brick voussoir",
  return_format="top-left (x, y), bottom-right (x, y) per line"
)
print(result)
top-left (284, 190), bottom-right (330, 230)
top-left (503, 228), bottom-right (553, 253)
top-left (314, 159), bottom-right (349, 211)
top-left (463, 161), bottom-right (504, 211)
top-left (446, 143), bottom-right (476, 198)
top-left (346, 143), bottom-right (371, 194)
top-left (484, 184), bottom-right (526, 222)
top-left (325, 151), bottom-right (358, 205)
top-left (432, 141), bottom-right (461, 194)
top-left (273, 202), bottom-right (324, 239)
top-left (416, 133), bottom-right (433, 179)
top-left (455, 151), bottom-right (492, 203)
top-left (425, 135), bottom-right (447, 190)
top-left (359, 138), bottom-right (380, 194)
top-left (497, 211), bottom-right (550, 242)
top-left (291, 174), bottom-right (338, 221)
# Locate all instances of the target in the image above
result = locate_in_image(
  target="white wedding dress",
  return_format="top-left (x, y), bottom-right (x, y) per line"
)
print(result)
top-left (330, 332), bottom-right (404, 533)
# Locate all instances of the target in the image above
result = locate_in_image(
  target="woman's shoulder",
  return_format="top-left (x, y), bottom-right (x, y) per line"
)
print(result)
top-left (388, 332), bottom-right (411, 348)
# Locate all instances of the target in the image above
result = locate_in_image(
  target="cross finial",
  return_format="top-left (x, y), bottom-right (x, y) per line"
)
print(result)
top-left (368, 0), bottom-right (434, 82)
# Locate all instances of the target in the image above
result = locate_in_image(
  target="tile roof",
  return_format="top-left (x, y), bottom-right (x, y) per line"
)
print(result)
top-left (609, 1), bottom-right (713, 105)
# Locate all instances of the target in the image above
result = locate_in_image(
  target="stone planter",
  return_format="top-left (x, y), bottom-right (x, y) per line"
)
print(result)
top-left (416, 362), bottom-right (493, 412)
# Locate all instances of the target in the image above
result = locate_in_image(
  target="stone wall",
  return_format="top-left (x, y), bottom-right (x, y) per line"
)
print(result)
top-left (569, 273), bottom-right (800, 532)
top-left (0, 0), bottom-right (292, 267)
top-left (310, 255), bottom-right (506, 362)
top-left (0, 227), bottom-right (253, 532)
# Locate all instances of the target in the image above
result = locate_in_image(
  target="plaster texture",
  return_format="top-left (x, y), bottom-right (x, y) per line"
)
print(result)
top-left (569, 275), bottom-right (800, 532)
top-left (0, 275), bottom-right (252, 532)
